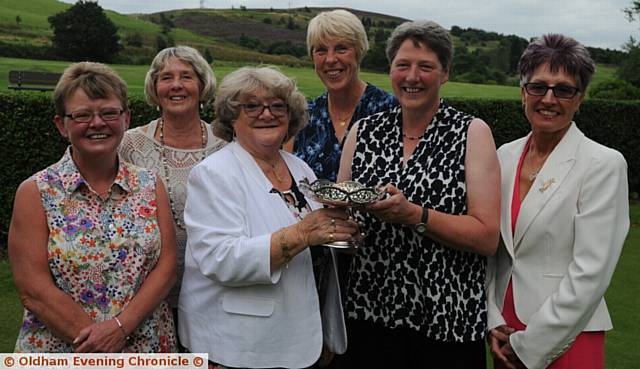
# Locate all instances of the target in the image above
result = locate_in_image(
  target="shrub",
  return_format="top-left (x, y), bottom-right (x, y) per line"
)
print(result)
top-left (0, 93), bottom-right (637, 250)
top-left (0, 41), bottom-right (58, 61)
top-left (590, 79), bottom-right (640, 101)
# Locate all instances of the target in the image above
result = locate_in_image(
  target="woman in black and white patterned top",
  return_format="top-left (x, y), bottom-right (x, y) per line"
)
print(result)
top-left (336, 21), bottom-right (500, 369)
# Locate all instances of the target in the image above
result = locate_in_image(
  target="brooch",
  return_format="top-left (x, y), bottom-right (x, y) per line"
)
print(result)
top-left (539, 178), bottom-right (556, 193)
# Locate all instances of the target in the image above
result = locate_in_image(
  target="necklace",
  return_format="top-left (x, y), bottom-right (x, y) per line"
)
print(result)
top-left (159, 118), bottom-right (206, 229)
top-left (328, 100), bottom-right (354, 128)
top-left (333, 112), bottom-right (352, 127)
top-left (402, 132), bottom-right (424, 141)
top-left (525, 143), bottom-right (551, 183)
top-left (254, 155), bottom-right (285, 183)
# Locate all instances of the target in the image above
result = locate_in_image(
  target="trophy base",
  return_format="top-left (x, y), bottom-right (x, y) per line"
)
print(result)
top-left (322, 241), bottom-right (357, 249)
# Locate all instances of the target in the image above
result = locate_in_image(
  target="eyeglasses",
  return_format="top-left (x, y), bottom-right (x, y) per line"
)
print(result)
top-left (64, 109), bottom-right (124, 123)
top-left (239, 102), bottom-right (288, 118)
top-left (523, 83), bottom-right (581, 99)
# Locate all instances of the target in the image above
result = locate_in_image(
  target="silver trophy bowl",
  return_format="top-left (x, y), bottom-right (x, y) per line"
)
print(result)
top-left (299, 178), bottom-right (384, 249)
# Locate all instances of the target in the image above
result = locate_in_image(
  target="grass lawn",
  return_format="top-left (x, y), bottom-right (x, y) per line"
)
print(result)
top-left (2, 57), bottom-right (616, 101)
top-left (0, 209), bottom-right (638, 366)
top-left (0, 56), bottom-right (523, 100)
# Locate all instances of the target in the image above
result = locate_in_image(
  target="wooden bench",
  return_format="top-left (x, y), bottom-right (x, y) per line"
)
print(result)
top-left (8, 70), bottom-right (61, 91)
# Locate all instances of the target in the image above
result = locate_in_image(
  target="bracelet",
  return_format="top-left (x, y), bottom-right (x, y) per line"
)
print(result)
top-left (114, 316), bottom-right (129, 341)
top-left (280, 229), bottom-right (292, 268)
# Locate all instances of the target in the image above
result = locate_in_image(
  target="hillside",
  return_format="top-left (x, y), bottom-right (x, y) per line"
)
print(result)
top-left (0, 0), bottom-right (622, 86)
top-left (0, 0), bottom-right (406, 67)
top-left (0, 0), bottom-right (310, 66)
top-left (147, 7), bottom-right (407, 47)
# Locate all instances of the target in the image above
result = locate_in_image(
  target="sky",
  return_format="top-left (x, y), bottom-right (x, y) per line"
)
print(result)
top-left (60, 0), bottom-right (639, 50)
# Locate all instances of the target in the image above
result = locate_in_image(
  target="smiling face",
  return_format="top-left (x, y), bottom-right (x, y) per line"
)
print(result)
top-left (155, 57), bottom-right (202, 118)
top-left (312, 38), bottom-right (360, 93)
top-left (522, 62), bottom-right (584, 136)
top-left (55, 88), bottom-right (129, 161)
top-left (389, 39), bottom-right (448, 114)
top-left (233, 88), bottom-right (290, 157)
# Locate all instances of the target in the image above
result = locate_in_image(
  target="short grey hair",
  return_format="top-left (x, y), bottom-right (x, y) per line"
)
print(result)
top-left (518, 34), bottom-right (595, 92)
top-left (214, 66), bottom-right (308, 143)
top-left (306, 9), bottom-right (369, 63)
top-left (54, 62), bottom-right (128, 118)
top-left (144, 45), bottom-right (216, 108)
top-left (386, 20), bottom-right (454, 71)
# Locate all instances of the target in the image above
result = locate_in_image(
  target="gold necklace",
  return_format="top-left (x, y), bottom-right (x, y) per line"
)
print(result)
top-left (159, 118), bottom-right (206, 229)
top-left (255, 155), bottom-right (284, 183)
top-left (328, 101), bottom-right (354, 127)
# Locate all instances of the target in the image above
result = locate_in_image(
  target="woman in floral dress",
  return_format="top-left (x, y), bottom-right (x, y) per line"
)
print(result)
top-left (8, 62), bottom-right (177, 353)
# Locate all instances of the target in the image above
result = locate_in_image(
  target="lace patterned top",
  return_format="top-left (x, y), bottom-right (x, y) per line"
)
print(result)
top-left (347, 101), bottom-right (487, 342)
top-left (293, 83), bottom-right (396, 182)
top-left (119, 119), bottom-right (226, 306)
top-left (15, 148), bottom-right (176, 352)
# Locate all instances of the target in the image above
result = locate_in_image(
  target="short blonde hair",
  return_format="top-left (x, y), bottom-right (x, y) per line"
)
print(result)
top-left (144, 45), bottom-right (216, 108)
top-left (306, 9), bottom-right (369, 63)
top-left (54, 62), bottom-right (128, 117)
top-left (214, 66), bottom-right (308, 143)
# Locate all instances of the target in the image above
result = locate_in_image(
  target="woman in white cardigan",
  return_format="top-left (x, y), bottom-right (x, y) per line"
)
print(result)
top-left (179, 66), bottom-right (355, 368)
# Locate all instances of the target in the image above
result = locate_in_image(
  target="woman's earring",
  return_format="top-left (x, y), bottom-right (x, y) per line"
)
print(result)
top-left (200, 102), bottom-right (204, 110)
top-left (156, 105), bottom-right (161, 112)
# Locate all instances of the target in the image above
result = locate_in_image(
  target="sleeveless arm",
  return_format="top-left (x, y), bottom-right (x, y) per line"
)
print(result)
top-left (9, 179), bottom-right (94, 344)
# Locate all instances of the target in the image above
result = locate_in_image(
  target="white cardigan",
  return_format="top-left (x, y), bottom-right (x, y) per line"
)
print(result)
top-left (179, 141), bottom-right (346, 368)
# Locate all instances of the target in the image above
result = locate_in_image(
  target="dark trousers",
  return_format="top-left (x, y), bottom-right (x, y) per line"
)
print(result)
top-left (332, 318), bottom-right (486, 369)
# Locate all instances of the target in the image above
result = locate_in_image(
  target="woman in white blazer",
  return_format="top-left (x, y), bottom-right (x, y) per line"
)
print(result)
top-left (179, 66), bottom-right (355, 369)
top-left (486, 34), bottom-right (629, 369)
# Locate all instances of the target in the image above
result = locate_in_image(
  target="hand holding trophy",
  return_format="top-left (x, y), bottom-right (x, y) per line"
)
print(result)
top-left (299, 178), bottom-right (384, 249)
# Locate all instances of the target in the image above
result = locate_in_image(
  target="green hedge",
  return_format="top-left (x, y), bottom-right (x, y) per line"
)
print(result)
top-left (1, 92), bottom-right (638, 250)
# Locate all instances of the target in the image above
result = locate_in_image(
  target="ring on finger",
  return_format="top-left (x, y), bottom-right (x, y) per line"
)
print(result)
top-left (330, 218), bottom-right (336, 226)
top-left (329, 233), bottom-right (334, 242)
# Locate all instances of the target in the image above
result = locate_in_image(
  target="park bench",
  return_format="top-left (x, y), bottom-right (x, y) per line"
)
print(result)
top-left (8, 70), bottom-right (61, 92)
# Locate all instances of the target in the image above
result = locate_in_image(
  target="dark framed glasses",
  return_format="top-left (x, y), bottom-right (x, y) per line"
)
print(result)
top-left (523, 83), bottom-right (581, 99)
top-left (239, 102), bottom-right (288, 117)
top-left (64, 109), bottom-right (124, 123)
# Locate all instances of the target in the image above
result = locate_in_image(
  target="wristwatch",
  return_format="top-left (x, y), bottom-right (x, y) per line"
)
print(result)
top-left (414, 207), bottom-right (429, 234)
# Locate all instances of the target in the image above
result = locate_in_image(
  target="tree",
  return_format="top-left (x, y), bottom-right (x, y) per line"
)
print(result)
top-left (204, 48), bottom-right (214, 64)
top-left (617, 45), bottom-right (640, 87)
top-left (158, 13), bottom-right (174, 34)
top-left (48, 1), bottom-right (120, 62)
top-left (124, 32), bottom-right (143, 47)
top-left (625, 1), bottom-right (640, 22)
top-left (621, 1), bottom-right (640, 86)
top-left (286, 16), bottom-right (296, 30)
top-left (156, 35), bottom-right (168, 52)
top-left (15, 15), bottom-right (21, 28)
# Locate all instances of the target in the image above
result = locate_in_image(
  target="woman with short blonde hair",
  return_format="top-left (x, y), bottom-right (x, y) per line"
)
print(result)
top-left (292, 9), bottom-right (396, 183)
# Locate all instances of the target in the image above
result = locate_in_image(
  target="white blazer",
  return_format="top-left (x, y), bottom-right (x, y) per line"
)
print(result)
top-left (179, 141), bottom-right (347, 368)
top-left (486, 123), bottom-right (629, 369)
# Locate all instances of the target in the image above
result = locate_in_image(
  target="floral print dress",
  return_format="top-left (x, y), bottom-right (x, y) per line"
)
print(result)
top-left (15, 148), bottom-right (177, 353)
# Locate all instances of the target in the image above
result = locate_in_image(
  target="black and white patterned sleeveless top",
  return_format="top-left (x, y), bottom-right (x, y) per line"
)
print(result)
top-left (347, 100), bottom-right (487, 342)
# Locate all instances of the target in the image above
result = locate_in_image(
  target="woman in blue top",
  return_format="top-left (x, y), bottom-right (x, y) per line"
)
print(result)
top-left (292, 9), bottom-right (396, 182)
